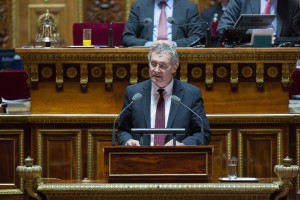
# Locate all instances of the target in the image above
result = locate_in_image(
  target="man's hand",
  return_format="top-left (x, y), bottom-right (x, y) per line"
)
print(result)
top-left (125, 139), bottom-right (140, 146)
top-left (165, 140), bottom-right (185, 146)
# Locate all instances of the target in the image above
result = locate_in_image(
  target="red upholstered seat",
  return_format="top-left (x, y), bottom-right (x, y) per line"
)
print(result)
top-left (0, 70), bottom-right (30, 103)
top-left (72, 22), bottom-right (125, 47)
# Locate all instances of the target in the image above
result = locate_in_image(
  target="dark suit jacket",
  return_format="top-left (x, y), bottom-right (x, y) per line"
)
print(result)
top-left (122, 0), bottom-right (205, 47)
top-left (117, 79), bottom-right (211, 146)
top-left (217, 0), bottom-right (300, 37)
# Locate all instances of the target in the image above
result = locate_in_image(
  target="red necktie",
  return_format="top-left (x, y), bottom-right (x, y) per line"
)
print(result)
top-left (263, 0), bottom-right (272, 14)
top-left (157, 1), bottom-right (168, 40)
top-left (154, 89), bottom-right (165, 146)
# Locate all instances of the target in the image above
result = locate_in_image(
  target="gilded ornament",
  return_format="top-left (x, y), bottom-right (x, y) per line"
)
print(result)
top-left (41, 66), bottom-right (53, 79)
top-left (91, 66), bottom-right (102, 78)
top-left (191, 67), bottom-right (203, 79)
top-left (241, 67), bottom-right (253, 78)
top-left (216, 67), bottom-right (227, 79)
top-left (116, 67), bottom-right (127, 79)
top-left (267, 66), bottom-right (278, 78)
top-left (141, 67), bottom-right (149, 79)
top-left (66, 67), bottom-right (78, 79)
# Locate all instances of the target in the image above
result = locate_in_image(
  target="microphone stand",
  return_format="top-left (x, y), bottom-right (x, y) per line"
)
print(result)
top-left (108, 22), bottom-right (114, 48)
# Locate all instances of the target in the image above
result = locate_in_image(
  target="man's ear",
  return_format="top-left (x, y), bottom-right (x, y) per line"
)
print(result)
top-left (173, 63), bottom-right (179, 73)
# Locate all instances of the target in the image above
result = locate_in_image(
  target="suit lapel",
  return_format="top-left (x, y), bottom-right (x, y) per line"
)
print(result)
top-left (167, 79), bottom-right (183, 128)
top-left (249, 0), bottom-right (260, 14)
top-left (171, 0), bottom-right (179, 40)
top-left (146, 1), bottom-right (155, 41)
top-left (142, 80), bottom-right (151, 128)
top-left (276, 0), bottom-right (283, 37)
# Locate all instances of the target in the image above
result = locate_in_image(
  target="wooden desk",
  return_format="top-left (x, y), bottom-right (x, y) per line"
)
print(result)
top-left (15, 47), bottom-right (300, 114)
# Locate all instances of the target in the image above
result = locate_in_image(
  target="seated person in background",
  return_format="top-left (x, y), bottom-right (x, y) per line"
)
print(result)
top-left (216, 0), bottom-right (300, 37)
top-left (122, 0), bottom-right (205, 47)
top-left (117, 42), bottom-right (211, 146)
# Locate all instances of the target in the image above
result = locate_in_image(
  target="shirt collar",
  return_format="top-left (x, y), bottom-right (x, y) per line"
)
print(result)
top-left (152, 78), bottom-right (174, 97)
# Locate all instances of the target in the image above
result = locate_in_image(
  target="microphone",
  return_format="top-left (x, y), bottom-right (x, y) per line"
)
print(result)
top-left (109, 18), bottom-right (152, 47)
top-left (171, 95), bottom-right (204, 136)
top-left (112, 93), bottom-right (142, 146)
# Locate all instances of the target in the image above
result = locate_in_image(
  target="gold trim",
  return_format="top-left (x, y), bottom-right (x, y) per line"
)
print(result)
top-left (56, 63), bottom-right (63, 88)
top-left (105, 63), bottom-right (113, 89)
top-left (230, 64), bottom-right (238, 88)
top-left (80, 64), bottom-right (88, 88)
top-left (180, 63), bottom-right (188, 82)
top-left (256, 63), bottom-right (264, 88)
top-left (206, 63), bottom-right (213, 88)
top-left (130, 63), bottom-right (138, 85)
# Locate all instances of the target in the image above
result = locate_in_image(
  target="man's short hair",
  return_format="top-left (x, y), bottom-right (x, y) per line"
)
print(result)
top-left (147, 43), bottom-right (179, 64)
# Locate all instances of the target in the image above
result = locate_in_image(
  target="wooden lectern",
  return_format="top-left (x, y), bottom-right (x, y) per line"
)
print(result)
top-left (103, 146), bottom-right (213, 183)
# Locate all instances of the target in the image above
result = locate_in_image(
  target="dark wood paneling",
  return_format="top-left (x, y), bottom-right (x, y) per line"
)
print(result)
top-left (38, 129), bottom-right (81, 179)
top-left (239, 129), bottom-right (282, 178)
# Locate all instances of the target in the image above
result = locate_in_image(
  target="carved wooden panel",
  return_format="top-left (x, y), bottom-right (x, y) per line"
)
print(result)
top-left (238, 129), bottom-right (282, 178)
top-left (209, 129), bottom-right (231, 179)
top-left (37, 129), bottom-right (82, 179)
top-left (0, 130), bottom-right (23, 194)
top-left (88, 129), bottom-right (113, 180)
top-left (0, 0), bottom-right (12, 48)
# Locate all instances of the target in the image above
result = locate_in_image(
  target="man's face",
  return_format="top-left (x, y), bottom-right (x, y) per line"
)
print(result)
top-left (149, 52), bottom-right (179, 88)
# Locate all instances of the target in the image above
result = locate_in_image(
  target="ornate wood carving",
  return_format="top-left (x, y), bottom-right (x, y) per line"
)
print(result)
top-left (85, 0), bottom-right (126, 22)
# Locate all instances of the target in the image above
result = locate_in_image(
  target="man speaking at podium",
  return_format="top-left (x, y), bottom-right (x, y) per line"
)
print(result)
top-left (121, 0), bottom-right (204, 47)
top-left (117, 42), bottom-right (211, 146)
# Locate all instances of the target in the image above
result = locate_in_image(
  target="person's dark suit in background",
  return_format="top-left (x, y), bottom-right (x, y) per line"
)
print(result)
top-left (216, 0), bottom-right (300, 37)
top-left (117, 43), bottom-right (211, 146)
top-left (122, 0), bottom-right (205, 47)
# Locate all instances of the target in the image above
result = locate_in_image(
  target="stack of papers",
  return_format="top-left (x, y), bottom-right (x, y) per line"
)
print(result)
top-left (289, 95), bottom-right (300, 113)
top-left (1, 98), bottom-right (31, 114)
